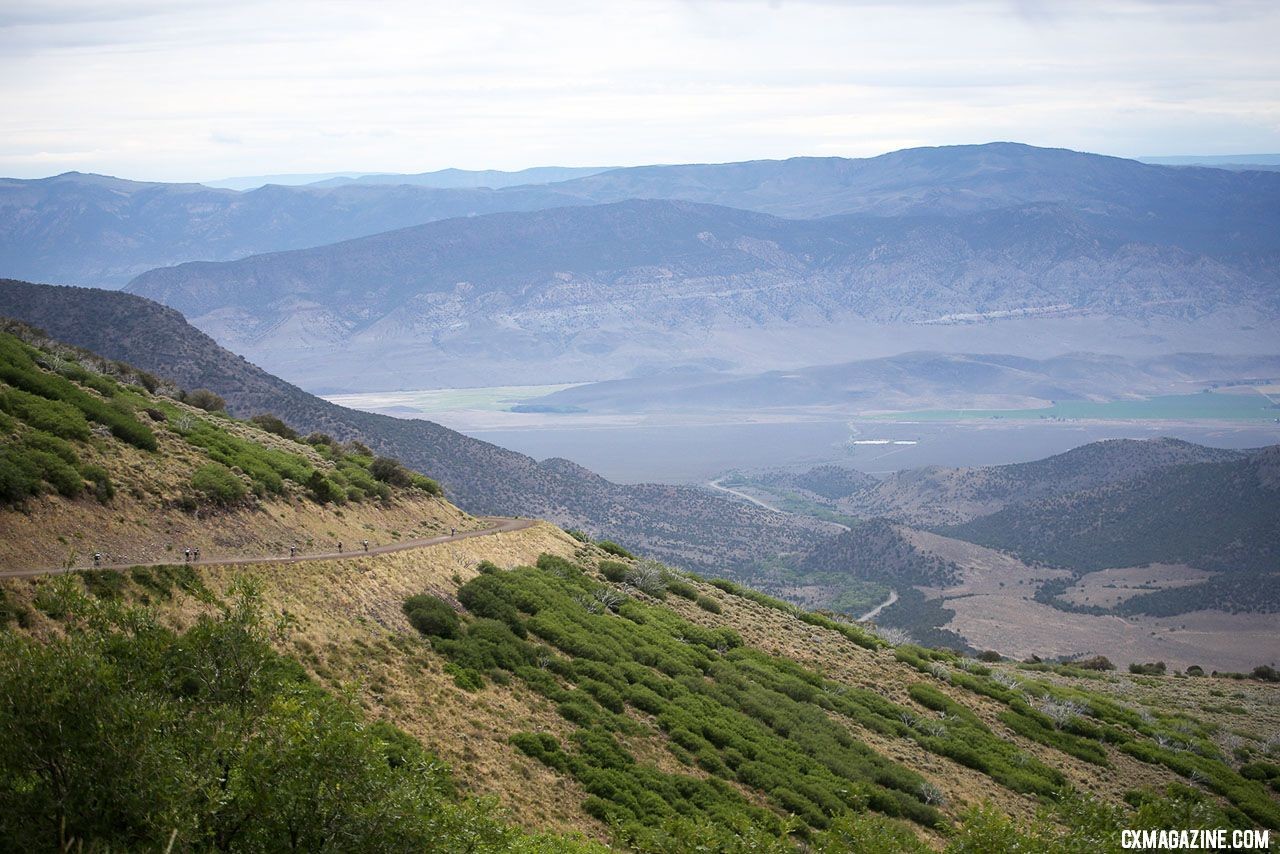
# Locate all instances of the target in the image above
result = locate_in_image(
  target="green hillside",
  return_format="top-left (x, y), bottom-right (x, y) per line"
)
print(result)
top-left (945, 450), bottom-right (1280, 576)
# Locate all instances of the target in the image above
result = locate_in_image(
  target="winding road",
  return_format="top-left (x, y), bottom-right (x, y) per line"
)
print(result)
top-left (706, 478), bottom-right (850, 532)
top-left (856, 588), bottom-right (899, 622)
top-left (0, 517), bottom-right (536, 580)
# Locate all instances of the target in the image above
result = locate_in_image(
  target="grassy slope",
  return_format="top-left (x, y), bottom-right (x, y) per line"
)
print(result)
top-left (7, 533), bottom-right (1279, 847)
top-left (0, 324), bottom-right (473, 571)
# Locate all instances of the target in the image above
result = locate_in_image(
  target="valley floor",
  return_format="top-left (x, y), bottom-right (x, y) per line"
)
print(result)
top-left (907, 530), bottom-right (1280, 673)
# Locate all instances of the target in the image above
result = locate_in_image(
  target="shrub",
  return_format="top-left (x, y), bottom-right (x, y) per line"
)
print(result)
top-left (666, 579), bottom-right (699, 600)
top-left (190, 463), bottom-right (247, 505)
top-left (370, 456), bottom-right (412, 487)
top-left (1130, 662), bottom-right (1167, 676)
top-left (184, 389), bottom-right (226, 412)
top-left (27, 449), bottom-right (82, 498)
top-left (1251, 665), bottom-right (1280, 683)
top-left (1185, 665), bottom-right (1206, 677)
top-left (77, 570), bottom-right (126, 600)
top-left (476, 560), bottom-right (501, 575)
top-left (976, 650), bottom-right (1003, 663)
top-left (409, 473), bottom-right (443, 496)
top-left (696, 595), bottom-right (723, 614)
top-left (79, 463), bottom-right (115, 503)
top-left (307, 471), bottom-right (344, 504)
top-left (403, 595), bottom-right (460, 639)
top-left (0, 449), bottom-right (42, 503)
top-left (597, 541), bottom-right (634, 559)
top-left (249, 414), bottom-right (298, 440)
top-left (627, 560), bottom-right (667, 597)
top-left (600, 560), bottom-right (629, 583)
top-left (1073, 656), bottom-right (1115, 671)
top-left (0, 388), bottom-right (90, 440)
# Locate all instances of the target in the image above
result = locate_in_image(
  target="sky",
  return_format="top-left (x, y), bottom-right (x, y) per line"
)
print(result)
top-left (1, 0), bottom-right (1278, 182)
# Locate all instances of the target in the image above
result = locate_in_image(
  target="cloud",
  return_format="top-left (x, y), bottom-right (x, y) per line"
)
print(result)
top-left (0, 0), bottom-right (1276, 180)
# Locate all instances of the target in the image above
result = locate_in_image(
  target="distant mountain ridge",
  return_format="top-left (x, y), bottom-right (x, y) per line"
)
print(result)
top-left (7, 141), bottom-right (1280, 293)
top-left (306, 165), bottom-right (612, 189)
top-left (0, 173), bottom-right (586, 287)
top-left (125, 194), bottom-right (1280, 389)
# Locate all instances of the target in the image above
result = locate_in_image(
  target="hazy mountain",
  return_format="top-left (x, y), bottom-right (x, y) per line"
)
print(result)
top-left (0, 172), bottom-right (583, 287)
top-left (307, 165), bottom-right (612, 189)
top-left (10, 141), bottom-right (1280, 294)
top-left (843, 437), bottom-right (1246, 528)
top-left (202, 171), bottom-right (381, 190)
top-left (544, 142), bottom-right (1280, 221)
top-left (125, 196), bottom-right (1280, 390)
top-left (521, 351), bottom-right (1280, 414)
top-left (0, 279), bottom-right (821, 575)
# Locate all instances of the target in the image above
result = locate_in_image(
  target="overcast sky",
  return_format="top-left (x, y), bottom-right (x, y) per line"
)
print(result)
top-left (1, 0), bottom-right (1277, 182)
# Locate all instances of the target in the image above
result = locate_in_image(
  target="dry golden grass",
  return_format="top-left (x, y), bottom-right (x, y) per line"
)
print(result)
top-left (6, 499), bottom-right (1276, 843)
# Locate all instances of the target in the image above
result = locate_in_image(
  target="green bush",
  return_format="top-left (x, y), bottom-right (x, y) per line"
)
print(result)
top-left (599, 560), bottom-right (629, 582)
top-left (597, 541), bottom-right (634, 559)
top-left (0, 334), bottom-right (154, 450)
top-left (0, 388), bottom-right (90, 440)
top-left (27, 449), bottom-right (82, 498)
top-left (190, 463), bottom-right (247, 506)
top-left (184, 388), bottom-right (226, 412)
top-left (1251, 665), bottom-right (1280, 683)
top-left (409, 472), bottom-right (443, 496)
top-left (403, 595), bottom-right (461, 639)
top-left (1129, 661), bottom-right (1167, 676)
top-left (249, 413), bottom-right (299, 440)
top-left (666, 579), bottom-right (699, 600)
top-left (0, 578), bottom-right (604, 853)
top-left (695, 595), bottom-right (723, 614)
top-left (370, 456), bottom-right (412, 487)
top-left (77, 570), bottom-right (127, 600)
top-left (307, 471), bottom-right (345, 504)
top-left (78, 463), bottom-right (114, 503)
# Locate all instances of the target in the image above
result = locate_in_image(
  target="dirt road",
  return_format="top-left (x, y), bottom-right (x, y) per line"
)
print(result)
top-left (0, 517), bottom-right (536, 579)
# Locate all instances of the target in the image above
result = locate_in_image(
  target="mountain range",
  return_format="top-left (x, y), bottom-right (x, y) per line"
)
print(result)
top-left (126, 193), bottom-right (1280, 389)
